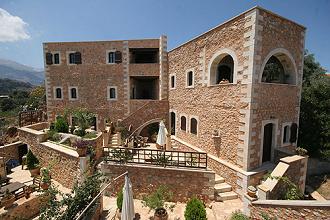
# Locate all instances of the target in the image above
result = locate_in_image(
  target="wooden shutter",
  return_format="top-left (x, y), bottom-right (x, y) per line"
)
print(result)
top-left (115, 51), bottom-right (122, 63)
top-left (46, 53), bottom-right (53, 65)
top-left (74, 52), bottom-right (82, 64)
top-left (290, 123), bottom-right (298, 143)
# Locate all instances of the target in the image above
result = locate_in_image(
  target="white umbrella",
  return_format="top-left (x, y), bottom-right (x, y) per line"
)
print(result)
top-left (156, 121), bottom-right (167, 147)
top-left (121, 174), bottom-right (135, 220)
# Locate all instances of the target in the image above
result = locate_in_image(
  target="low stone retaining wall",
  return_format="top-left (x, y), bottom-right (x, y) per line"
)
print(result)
top-left (101, 162), bottom-right (215, 203)
top-left (0, 141), bottom-right (23, 162)
top-left (249, 200), bottom-right (330, 220)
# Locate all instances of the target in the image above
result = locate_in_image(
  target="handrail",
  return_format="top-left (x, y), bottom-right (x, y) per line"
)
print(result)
top-left (75, 171), bottom-right (128, 220)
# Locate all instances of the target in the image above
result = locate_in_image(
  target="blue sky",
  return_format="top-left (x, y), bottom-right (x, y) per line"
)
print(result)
top-left (0, 0), bottom-right (329, 71)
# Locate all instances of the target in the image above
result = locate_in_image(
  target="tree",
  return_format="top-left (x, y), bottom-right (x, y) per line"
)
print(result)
top-left (0, 98), bottom-right (16, 111)
top-left (27, 86), bottom-right (46, 110)
top-left (298, 51), bottom-right (330, 159)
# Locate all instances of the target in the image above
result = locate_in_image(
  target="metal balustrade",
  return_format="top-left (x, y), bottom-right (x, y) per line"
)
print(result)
top-left (103, 147), bottom-right (207, 169)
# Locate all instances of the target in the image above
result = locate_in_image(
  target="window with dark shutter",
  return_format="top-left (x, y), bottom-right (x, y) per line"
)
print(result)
top-left (71, 88), bottom-right (77, 99)
top-left (181, 116), bottom-right (186, 131)
top-left (54, 53), bottom-right (60, 64)
top-left (190, 118), bottom-right (198, 135)
top-left (171, 75), bottom-right (175, 88)
top-left (187, 71), bottom-right (193, 87)
top-left (290, 123), bottom-right (298, 143)
top-left (108, 52), bottom-right (115, 63)
top-left (46, 53), bottom-right (53, 65)
top-left (69, 53), bottom-right (75, 64)
top-left (74, 52), bottom-right (82, 64)
top-left (55, 88), bottom-right (62, 99)
top-left (283, 125), bottom-right (290, 143)
top-left (115, 51), bottom-right (122, 63)
top-left (109, 88), bottom-right (116, 99)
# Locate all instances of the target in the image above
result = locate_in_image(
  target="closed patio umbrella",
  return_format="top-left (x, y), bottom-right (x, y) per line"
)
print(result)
top-left (121, 174), bottom-right (135, 220)
top-left (156, 121), bottom-right (167, 148)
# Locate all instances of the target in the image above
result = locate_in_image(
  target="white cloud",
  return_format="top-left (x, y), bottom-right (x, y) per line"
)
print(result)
top-left (0, 8), bottom-right (30, 42)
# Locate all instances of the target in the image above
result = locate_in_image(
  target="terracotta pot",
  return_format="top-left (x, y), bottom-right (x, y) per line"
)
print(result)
top-left (154, 208), bottom-right (168, 220)
top-left (41, 182), bottom-right (50, 190)
top-left (247, 187), bottom-right (257, 198)
top-left (77, 147), bottom-right (87, 157)
top-left (1, 195), bottom-right (15, 209)
top-left (29, 167), bottom-right (40, 177)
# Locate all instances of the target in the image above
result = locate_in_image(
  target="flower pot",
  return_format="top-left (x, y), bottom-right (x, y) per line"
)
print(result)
top-left (247, 186), bottom-right (257, 198)
top-left (41, 182), bottom-right (50, 190)
top-left (1, 195), bottom-right (15, 209)
top-left (77, 147), bottom-right (87, 157)
top-left (154, 208), bottom-right (168, 220)
top-left (29, 167), bottom-right (40, 177)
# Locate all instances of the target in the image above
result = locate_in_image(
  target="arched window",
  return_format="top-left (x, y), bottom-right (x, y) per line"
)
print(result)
top-left (260, 49), bottom-right (297, 85)
top-left (283, 125), bottom-right (290, 144)
top-left (70, 87), bottom-right (77, 99)
top-left (190, 118), bottom-right (197, 135)
top-left (180, 116), bottom-right (186, 131)
top-left (55, 88), bottom-right (62, 99)
top-left (209, 50), bottom-right (236, 85)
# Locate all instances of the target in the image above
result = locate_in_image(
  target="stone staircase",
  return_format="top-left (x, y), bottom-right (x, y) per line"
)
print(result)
top-left (108, 133), bottom-right (121, 148)
top-left (214, 174), bottom-right (238, 201)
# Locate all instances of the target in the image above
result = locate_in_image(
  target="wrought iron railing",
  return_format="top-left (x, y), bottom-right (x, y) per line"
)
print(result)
top-left (103, 147), bottom-right (207, 169)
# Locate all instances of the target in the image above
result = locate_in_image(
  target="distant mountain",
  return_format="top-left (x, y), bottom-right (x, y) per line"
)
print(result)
top-left (0, 78), bottom-right (33, 95)
top-left (0, 59), bottom-right (44, 85)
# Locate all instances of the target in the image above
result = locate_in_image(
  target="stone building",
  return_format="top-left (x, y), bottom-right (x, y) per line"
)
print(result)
top-left (43, 6), bottom-right (305, 197)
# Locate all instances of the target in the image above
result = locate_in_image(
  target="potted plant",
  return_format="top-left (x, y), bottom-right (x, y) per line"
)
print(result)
top-left (142, 185), bottom-right (174, 220)
top-left (73, 139), bottom-right (90, 157)
top-left (40, 167), bottom-right (51, 190)
top-left (26, 150), bottom-right (40, 177)
top-left (116, 189), bottom-right (123, 219)
top-left (1, 189), bottom-right (15, 209)
top-left (247, 185), bottom-right (257, 198)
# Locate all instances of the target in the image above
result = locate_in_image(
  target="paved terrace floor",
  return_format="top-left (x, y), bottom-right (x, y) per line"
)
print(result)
top-left (4, 164), bottom-right (243, 219)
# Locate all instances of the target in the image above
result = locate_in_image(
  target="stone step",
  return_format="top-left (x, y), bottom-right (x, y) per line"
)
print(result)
top-left (214, 183), bottom-right (232, 193)
top-left (215, 175), bottom-right (225, 184)
top-left (215, 191), bottom-right (238, 201)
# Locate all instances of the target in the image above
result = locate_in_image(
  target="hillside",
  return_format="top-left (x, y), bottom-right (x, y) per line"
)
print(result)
top-left (0, 59), bottom-right (44, 85)
top-left (0, 78), bottom-right (33, 95)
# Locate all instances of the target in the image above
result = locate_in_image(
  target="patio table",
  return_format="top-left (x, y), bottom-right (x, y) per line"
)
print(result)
top-left (0, 181), bottom-right (26, 197)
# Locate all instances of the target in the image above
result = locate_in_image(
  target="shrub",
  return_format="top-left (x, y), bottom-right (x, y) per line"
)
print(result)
top-left (47, 130), bottom-right (60, 142)
top-left (54, 116), bottom-right (69, 133)
top-left (26, 149), bottom-right (39, 170)
top-left (116, 189), bottom-right (123, 212)
top-left (142, 185), bottom-right (174, 212)
top-left (230, 210), bottom-right (249, 220)
top-left (184, 197), bottom-right (206, 220)
top-left (75, 128), bottom-right (86, 137)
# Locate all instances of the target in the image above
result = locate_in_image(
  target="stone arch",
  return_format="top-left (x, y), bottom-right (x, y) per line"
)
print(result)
top-left (259, 48), bottom-right (298, 85)
top-left (135, 118), bottom-right (163, 135)
top-left (208, 48), bottom-right (238, 85)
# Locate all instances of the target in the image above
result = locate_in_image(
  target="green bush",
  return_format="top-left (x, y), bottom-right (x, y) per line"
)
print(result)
top-left (26, 149), bottom-right (39, 170)
top-left (184, 197), bottom-right (206, 220)
top-left (230, 210), bottom-right (249, 220)
top-left (74, 128), bottom-right (86, 137)
top-left (117, 189), bottom-right (123, 212)
top-left (47, 130), bottom-right (60, 142)
top-left (54, 116), bottom-right (69, 133)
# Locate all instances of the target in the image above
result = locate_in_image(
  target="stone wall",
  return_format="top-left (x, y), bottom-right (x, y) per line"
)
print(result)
top-left (249, 200), bottom-right (330, 220)
top-left (101, 162), bottom-right (215, 203)
top-left (0, 141), bottom-right (22, 162)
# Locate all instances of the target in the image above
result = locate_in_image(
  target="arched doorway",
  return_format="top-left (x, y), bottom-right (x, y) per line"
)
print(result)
top-left (262, 123), bottom-right (273, 163)
top-left (170, 112), bottom-right (176, 135)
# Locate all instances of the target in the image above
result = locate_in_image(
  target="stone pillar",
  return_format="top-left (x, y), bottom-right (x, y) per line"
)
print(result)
top-left (79, 156), bottom-right (90, 182)
top-left (159, 35), bottom-right (168, 100)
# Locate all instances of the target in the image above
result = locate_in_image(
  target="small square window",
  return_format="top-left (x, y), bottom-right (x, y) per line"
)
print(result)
top-left (107, 86), bottom-right (117, 100)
